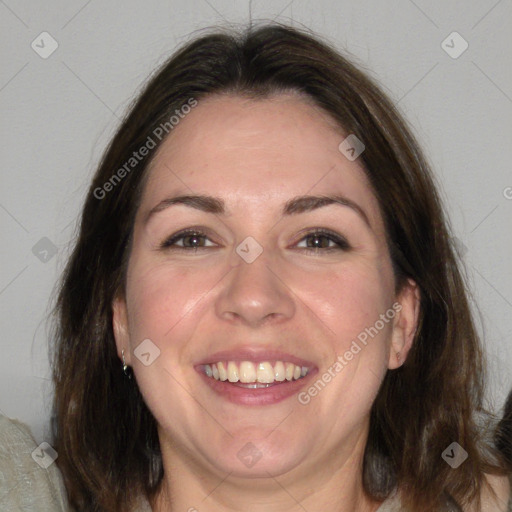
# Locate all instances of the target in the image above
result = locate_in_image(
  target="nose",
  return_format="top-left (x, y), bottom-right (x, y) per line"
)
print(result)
top-left (215, 249), bottom-right (296, 328)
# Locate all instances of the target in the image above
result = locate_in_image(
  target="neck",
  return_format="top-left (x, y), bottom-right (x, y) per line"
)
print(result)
top-left (153, 423), bottom-right (383, 512)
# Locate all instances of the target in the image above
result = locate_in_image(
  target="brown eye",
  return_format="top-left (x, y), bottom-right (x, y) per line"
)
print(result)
top-left (296, 229), bottom-right (350, 252)
top-left (161, 229), bottom-right (215, 250)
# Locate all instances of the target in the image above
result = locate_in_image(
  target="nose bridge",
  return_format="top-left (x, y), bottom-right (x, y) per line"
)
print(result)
top-left (215, 246), bottom-right (295, 326)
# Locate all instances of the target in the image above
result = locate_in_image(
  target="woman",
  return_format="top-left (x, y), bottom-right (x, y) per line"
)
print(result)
top-left (49, 23), bottom-right (510, 511)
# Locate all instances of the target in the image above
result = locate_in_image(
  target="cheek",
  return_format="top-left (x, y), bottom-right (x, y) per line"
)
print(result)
top-left (123, 262), bottom-right (213, 428)
top-left (125, 260), bottom-right (213, 341)
top-left (297, 262), bottom-right (394, 350)
top-left (298, 264), bottom-right (394, 418)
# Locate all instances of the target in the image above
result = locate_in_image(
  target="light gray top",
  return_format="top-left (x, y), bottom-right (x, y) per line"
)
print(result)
top-left (0, 414), bottom-right (69, 511)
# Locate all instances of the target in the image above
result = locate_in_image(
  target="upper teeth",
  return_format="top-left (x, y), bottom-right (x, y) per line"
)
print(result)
top-left (204, 361), bottom-right (309, 383)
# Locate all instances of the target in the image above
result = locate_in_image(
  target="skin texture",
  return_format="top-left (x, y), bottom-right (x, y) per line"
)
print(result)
top-left (112, 94), bottom-right (420, 512)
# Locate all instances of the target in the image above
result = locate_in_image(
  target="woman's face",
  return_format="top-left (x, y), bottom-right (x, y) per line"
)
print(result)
top-left (113, 93), bottom-right (418, 481)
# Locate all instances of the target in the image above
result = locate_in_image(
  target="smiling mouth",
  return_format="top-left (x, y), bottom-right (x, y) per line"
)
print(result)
top-left (201, 360), bottom-right (310, 386)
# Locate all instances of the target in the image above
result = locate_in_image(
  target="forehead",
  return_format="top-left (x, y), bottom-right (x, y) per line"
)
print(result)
top-left (139, 94), bottom-right (384, 230)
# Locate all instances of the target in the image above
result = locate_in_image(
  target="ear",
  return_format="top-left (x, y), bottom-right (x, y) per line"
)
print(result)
top-left (388, 278), bottom-right (420, 369)
top-left (112, 291), bottom-right (131, 365)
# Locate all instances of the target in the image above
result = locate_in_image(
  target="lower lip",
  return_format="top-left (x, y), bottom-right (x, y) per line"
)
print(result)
top-left (196, 368), bottom-right (318, 406)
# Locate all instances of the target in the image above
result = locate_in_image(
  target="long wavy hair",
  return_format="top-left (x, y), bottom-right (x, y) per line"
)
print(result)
top-left (50, 22), bottom-right (508, 511)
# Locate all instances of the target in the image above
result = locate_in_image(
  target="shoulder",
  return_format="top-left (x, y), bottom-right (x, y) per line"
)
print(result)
top-left (377, 479), bottom-right (511, 512)
top-left (0, 413), bottom-right (34, 446)
top-left (473, 473), bottom-right (511, 512)
top-left (0, 414), bottom-right (71, 511)
top-left (374, 488), bottom-right (402, 512)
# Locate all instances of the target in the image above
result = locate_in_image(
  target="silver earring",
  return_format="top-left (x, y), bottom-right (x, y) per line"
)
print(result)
top-left (122, 349), bottom-right (132, 378)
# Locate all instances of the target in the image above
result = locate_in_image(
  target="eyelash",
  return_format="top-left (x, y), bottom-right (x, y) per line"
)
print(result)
top-left (159, 228), bottom-right (350, 253)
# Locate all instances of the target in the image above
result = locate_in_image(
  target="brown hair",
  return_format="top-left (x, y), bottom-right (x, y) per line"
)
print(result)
top-left (50, 22), bottom-right (508, 511)
top-left (496, 390), bottom-right (512, 470)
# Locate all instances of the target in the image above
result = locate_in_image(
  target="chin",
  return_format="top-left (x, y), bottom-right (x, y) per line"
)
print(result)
top-left (203, 437), bottom-right (305, 478)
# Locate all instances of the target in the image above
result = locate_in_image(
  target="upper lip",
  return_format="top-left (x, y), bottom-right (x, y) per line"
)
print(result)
top-left (194, 346), bottom-right (317, 369)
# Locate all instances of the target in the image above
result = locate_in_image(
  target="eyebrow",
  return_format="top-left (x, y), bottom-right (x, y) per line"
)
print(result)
top-left (143, 194), bottom-right (371, 227)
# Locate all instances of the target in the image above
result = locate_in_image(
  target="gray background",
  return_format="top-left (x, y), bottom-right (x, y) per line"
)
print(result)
top-left (1, 0), bottom-right (511, 443)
